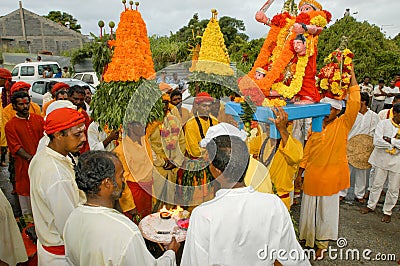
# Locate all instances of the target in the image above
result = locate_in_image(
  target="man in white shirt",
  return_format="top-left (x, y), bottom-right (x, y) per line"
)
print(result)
top-left (359, 76), bottom-right (374, 105)
top-left (371, 79), bottom-right (387, 113)
top-left (383, 79), bottom-right (400, 110)
top-left (64, 151), bottom-right (178, 265)
top-left (181, 124), bottom-right (309, 265)
top-left (87, 121), bottom-right (119, 151)
top-left (378, 95), bottom-right (400, 120)
top-left (339, 92), bottom-right (379, 202)
top-left (29, 107), bottom-right (87, 265)
top-left (361, 103), bottom-right (400, 223)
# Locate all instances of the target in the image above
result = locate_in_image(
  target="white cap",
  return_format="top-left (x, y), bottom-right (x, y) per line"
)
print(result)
top-left (200, 123), bottom-right (248, 148)
top-left (45, 100), bottom-right (77, 121)
top-left (320, 97), bottom-right (343, 110)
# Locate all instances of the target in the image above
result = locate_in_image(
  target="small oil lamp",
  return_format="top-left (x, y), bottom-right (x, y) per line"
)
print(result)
top-left (159, 205), bottom-right (171, 219)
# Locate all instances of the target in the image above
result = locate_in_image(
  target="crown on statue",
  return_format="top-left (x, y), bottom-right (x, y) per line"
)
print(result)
top-left (299, 0), bottom-right (322, 10)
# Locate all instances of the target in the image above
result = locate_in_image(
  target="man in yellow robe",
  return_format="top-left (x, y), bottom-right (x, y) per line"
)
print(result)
top-left (150, 95), bottom-right (186, 209)
top-left (248, 109), bottom-right (303, 209)
top-left (114, 121), bottom-right (154, 219)
top-left (184, 92), bottom-right (218, 158)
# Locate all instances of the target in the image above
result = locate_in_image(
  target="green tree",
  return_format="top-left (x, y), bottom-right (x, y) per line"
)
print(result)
top-left (393, 33), bottom-right (400, 49)
top-left (44, 11), bottom-right (82, 32)
top-left (171, 13), bottom-right (249, 51)
top-left (219, 16), bottom-right (248, 47)
top-left (229, 38), bottom-right (264, 73)
top-left (149, 35), bottom-right (188, 71)
top-left (317, 16), bottom-right (400, 83)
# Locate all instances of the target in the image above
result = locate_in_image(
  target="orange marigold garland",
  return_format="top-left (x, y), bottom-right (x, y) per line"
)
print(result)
top-left (240, 7), bottom-right (331, 100)
top-left (91, 3), bottom-right (164, 129)
top-left (103, 9), bottom-right (155, 82)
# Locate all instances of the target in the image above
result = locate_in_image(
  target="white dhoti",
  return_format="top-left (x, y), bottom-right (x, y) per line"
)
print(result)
top-left (299, 193), bottom-right (339, 249)
top-left (37, 240), bottom-right (69, 266)
top-left (339, 165), bottom-right (370, 199)
top-left (367, 167), bottom-right (400, 215)
top-left (0, 189), bottom-right (28, 265)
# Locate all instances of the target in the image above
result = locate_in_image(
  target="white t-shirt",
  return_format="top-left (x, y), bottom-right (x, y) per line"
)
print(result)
top-left (181, 186), bottom-right (310, 265)
top-left (64, 205), bottom-right (176, 266)
top-left (373, 85), bottom-right (388, 101)
top-left (383, 86), bottom-right (400, 104)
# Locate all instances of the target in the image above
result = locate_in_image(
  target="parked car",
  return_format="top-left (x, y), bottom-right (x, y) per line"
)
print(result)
top-left (30, 78), bottom-right (96, 107)
top-left (11, 62), bottom-right (60, 84)
top-left (73, 72), bottom-right (100, 87)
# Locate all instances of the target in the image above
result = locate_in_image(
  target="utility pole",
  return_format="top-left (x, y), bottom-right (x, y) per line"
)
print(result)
top-left (18, 1), bottom-right (31, 53)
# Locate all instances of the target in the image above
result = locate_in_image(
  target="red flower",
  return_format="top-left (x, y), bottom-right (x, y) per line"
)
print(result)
top-left (323, 11), bottom-right (332, 23)
top-left (166, 143), bottom-right (176, 150)
top-left (171, 127), bottom-right (180, 134)
top-left (296, 13), bottom-right (310, 25)
top-left (160, 130), bottom-right (170, 137)
top-left (271, 12), bottom-right (292, 28)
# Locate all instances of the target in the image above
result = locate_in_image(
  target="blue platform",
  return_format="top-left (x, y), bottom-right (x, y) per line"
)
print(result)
top-left (225, 102), bottom-right (331, 139)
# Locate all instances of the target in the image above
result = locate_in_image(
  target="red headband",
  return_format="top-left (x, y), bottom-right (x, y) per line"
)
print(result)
top-left (44, 107), bottom-right (86, 135)
top-left (195, 92), bottom-right (214, 104)
top-left (51, 82), bottom-right (70, 94)
top-left (0, 68), bottom-right (12, 80)
top-left (11, 81), bottom-right (31, 95)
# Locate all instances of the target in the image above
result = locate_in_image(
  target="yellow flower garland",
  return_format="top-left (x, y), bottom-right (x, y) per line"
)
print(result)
top-left (192, 10), bottom-right (233, 76)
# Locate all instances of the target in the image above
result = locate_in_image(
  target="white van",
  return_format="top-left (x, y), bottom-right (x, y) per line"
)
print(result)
top-left (73, 72), bottom-right (100, 87)
top-left (11, 62), bottom-right (60, 84)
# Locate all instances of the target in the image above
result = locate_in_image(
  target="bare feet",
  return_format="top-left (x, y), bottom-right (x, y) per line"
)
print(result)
top-left (381, 214), bottom-right (391, 223)
top-left (360, 206), bottom-right (374, 214)
top-left (363, 191), bottom-right (370, 199)
top-left (354, 198), bottom-right (366, 204)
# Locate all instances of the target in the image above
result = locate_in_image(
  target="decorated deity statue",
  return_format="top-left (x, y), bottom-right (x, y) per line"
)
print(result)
top-left (242, 0), bottom-right (331, 105)
top-left (254, 67), bottom-right (267, 80)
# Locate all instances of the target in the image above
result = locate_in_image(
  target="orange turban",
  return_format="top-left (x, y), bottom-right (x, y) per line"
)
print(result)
top-left (51, 82), bottom-right (70, 94)
top-left (159, 82), bottom-right (172, 92)
top-left (0, 68), bottom-right (12, 80)
top-left (195, 92), bottom-right (214, 104)
top-left (11, 81), bottom-right (31, 95)
top-left (44, 107), bottom-right (86, 135)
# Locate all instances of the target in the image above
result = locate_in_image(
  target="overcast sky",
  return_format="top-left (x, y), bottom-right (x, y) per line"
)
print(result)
top-left (2, 0), bottom-right (399, 39)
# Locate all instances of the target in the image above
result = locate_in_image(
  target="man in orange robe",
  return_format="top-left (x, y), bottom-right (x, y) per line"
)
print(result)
top-left (5, 91), bottom-right (44, 215)
top-left (295, 67), bottom-right (360, 256)
top-left (2, 82), bottom-right (42, 190)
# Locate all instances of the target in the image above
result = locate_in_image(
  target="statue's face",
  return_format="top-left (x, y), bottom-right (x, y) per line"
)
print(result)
top-left (293, 40), bottom-right (306, 56)
top-left (300, 3), bottom-right (314, 13)
top-left (255, 71), bottom-right (265, 80)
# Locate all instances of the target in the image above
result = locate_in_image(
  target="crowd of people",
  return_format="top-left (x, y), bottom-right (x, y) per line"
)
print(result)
top-left (0, 61), bottom-right (399, 265)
